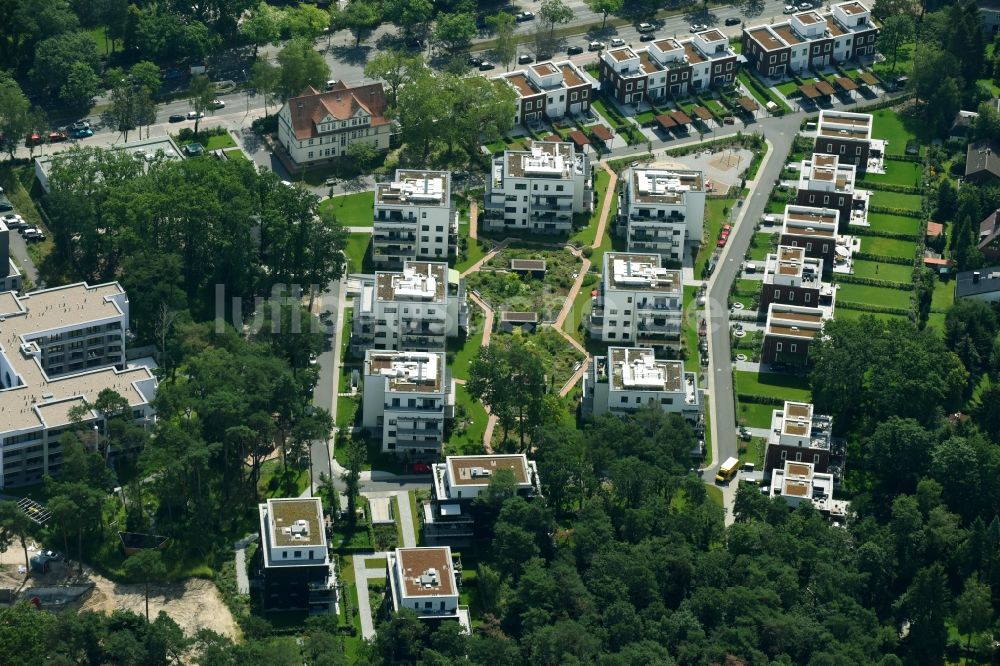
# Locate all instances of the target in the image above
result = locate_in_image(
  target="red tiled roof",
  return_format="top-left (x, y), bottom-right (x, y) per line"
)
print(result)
top-left (285, 81), bottom-right (389, 141)
top-left (923, 257), bottom-right (951, 266)
top-left (656, 114), bottom-right (677, 128)
top-left (568, 130), bottom-right (591, 146)
top-left (590, 124), bottom-right (613, 141)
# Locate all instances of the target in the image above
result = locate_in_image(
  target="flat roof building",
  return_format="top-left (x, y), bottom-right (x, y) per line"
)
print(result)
top-left (583, 346), bottom-right (701, 420)
top-left (255, 497), bottom-right (334, 611)
top-left (764, 401), bottom-right (842, 482)
top-left (494, 60), bottom-right (598, 126)
top-left (0, 220), bottom-right (23, 293)
top-left (34, 137), bottom-right (183, 193)
top-left (759, 245), bottom-right (836, 314)
top-left (619, 166), bottom-right (706, 263)
top-left (761, 303), bottom-right (830, 367)
top-left (955, 266), bottom-right (1000, 304)
top-left (815, 111), bottom-right (882, 171)
top-left (386, 546), bottom-right (469, 630)
top-left (588, 253), bottom-right (683, 347)
top-left (0, 282), bottom-right (156, 488)
top-left (769, 460), bottom-right (850, 521)
top-left (373, 170), bottom-right (456, 268)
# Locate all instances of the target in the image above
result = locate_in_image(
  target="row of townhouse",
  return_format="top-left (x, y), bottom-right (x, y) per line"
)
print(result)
top-left (494, 60), bottom-right (598, 125)
top-left (741, 2), bottom-right (879, 79)
top-left (0, 282), bottom-right (157, 488)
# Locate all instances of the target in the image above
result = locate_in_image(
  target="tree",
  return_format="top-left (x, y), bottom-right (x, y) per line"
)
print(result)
top-left (896, 564), bottom-right (950, 664)
top-left (346, 142), bottom-right (379, 172)
top-left (250, 57), bottom-right (280, 114)
top-left (586, 0), bottom-right (623, 28)
top-left (0, 502), bottom-right (31, 576)
top-left (283, 4), bottom-right (329, 41)
top-left (467, 336), bottom-right (546, 449)
top-left (539, 0), bottom-right (573, 39)
top-left (434, 12), bottom-right (476, 53)
top-left (239, 2), bottom-right (284, 57)
top-left (489, 13), bottom-right (517, 71)
top-left (336, 1), bottom-right (382, 47)
top-left (30, 31), bottom-right (100, 102)
top-left (0, 74), bottom-right (32, 161)
top-left (944, 298), bottom-right (998, 378)
top-left (909, 46), bottom-right (962, 135)
top-left (341, 439), bottom-right (365, 525)
top-left (385, 0), bottom-right (433, 37)
top-left (276, 38), bottom-right (331, 101)
top-left (129, 61), bottom-right (161, 98)
top-left (187, 75), bottom-right (215, 136)
top-left (105, 73), bottom-right (141, 142)
top-left (364, 50), bottom-right (422, 107)
top-left (122, 549), bottom-right (167, 622)
top-left (877, 14), bottom-right (914, 74)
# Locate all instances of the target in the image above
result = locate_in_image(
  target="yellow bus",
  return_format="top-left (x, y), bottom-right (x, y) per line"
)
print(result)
top-left (715, 457), bottom-right (740, 484)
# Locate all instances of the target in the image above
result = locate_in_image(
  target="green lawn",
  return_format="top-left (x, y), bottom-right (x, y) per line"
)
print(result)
top-left (564, 274), bottom-right (598, 343)
top-left (447, 385), bottom-right (488, 454)
top-left (204, 133), bottom-right (237, 150)
top-left (736, 401), bottom-right (776, 429)
top-left (86, 26), bottom-right (121, 55)
top-left (851, 259), bottom-right (914, 283)
top-left (835, 308), bottom-right (910, 324)
top-left (446, 330), bottom-right (482, 382)
top-left (925, 311), bottom-right (946, 332)
top-left (683, 285), bottom-right (700, 373)
top-left (866, 212), bottom-right (921, 235)
top-left (746, 233), bottom-right (776, 263)
top-left (739, 436), bottom-right (766, 469)
top-left (872, 43), bottom-right (914, 81)
top-left (930, 276), bottom-right (955, 312)
top-left (871, 108), bottom-right (918, 156)
top-left (860, 236), bottom-right (916, 260)
top-left (835, 282), bottom-right (913, 310)
top-left (223, 148), bottom-right (249, 161)
top-left (695, 198), bottom-right (737, 278)
top-left (775, 80), bottom-right (801, 97)
top-left (344, 232), bottom-right (371, 272)
top-left (591, 98), bottom-right (627, 131)
top-left (767, 199), bottom-right (786, 214)
top-left (706, 485), bottom-right (723, 507)
top-left (871, 190), bottom-right (923, 212)
top-left (319, 191), bottom-right (375, 227)
top-left (570, 168), bottom-right (612, 247)
top-left (735, 370), bottom-right (811, 402)
top-left (862, 160), bottom-right (922, 187)
top-left (737, 71), bottom-right (770, 107)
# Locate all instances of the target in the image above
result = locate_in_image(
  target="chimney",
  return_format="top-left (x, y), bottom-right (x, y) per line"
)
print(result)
top-left (973, 271), bottom-right (981, 283)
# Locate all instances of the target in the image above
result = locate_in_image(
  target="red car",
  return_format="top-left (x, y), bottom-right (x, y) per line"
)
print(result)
top-left (411, 463), bottom-right (431, 474)
top-left (25, 132), bottom-right (42, 147)
top-left (722, 224), bottom-right (731, 233)
top-left (717, 237), bottom-right (728, 248)
top-left (48, 131), bottom-right (67, 143)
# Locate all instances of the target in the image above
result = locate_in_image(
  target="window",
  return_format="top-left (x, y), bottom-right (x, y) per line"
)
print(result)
top-left (515, 183), bottom-right (527, 190)
top-left (726, 62), bottom-right (733, 71)
top-left (776, 342), bottom-right (783, 351)
top-left (822, 245), bottom-right (829, 253)
top-left (781, 451), bottom-right (787, 461)
top-left (790, 344), bottom-right (797, 352)
top-left (840, 145), bottom-right (845, 154)
top-left (294, 550), bottom-right (301, 558)
top-left (571, 92), bottom-right (578, 101)
top-left (795, 452), bottom-right (802, 462)
top-left (788, 291), bottom-right (794, 301)
top-left (774, 289), bottom-right (780, 299)
top-left (660, 397), bottom-right (673, 405)
top-left (425, 602), bottom-right (432, 609)
top-left (621, 396), bottom-right (628, 403)
top-left (813, 454), bottom-right (820, 464)
top-left (626, 83), bottom-right (633, 91)
top-left (635, 397), bottom-right (642, 404)
top-left (804, 293), bottom-right (811, 302)
top-left (823, 196), bottom-right (829, 204)
top-left (769, 55), bottom-right (776, 64)
top-left (308, 152), bottom-right (314, 158)
top-left (282, 552), bottom-right (287, 559)
top-left (808, 195), bottom-right (815, 203)
top-left (856, 146), bottom-right (862, 155)
top-left (813, 45), bottom-right (820, 54)
top-left (670, 74), bottom-right (677, 82)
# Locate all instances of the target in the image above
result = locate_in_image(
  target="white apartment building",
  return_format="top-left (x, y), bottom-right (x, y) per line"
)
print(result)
top-left (362, 350), bottom-right (454, 456)
top-left (431, 454), bottom-right (540, 502)
top-left (0, 220), bottom-right (23, 293)
top-left (0, 282), bottom-right (157, 488)
top-left (277, 81), bottom-right (391, 168)
top-left (352, 261), bottom-right (468, 354)
top-left (373, 170), bottom-right (456, 268)
top-left (765, 401), bottom-right (841, 481)
top-left (619, 166), bottom-right (706, 263)
top-left (588, 253), bottom-right (683, 347)
top-left (483, 141), bottom-right (593, 234)
top-left (494, 60), bottom-right (598, 125)
top-left (583, 346), bottom-right (701, 420)
top-left (387, 546), bottom-right (468, 628)
top-left (769, 460), bottom-right (850, 520)
top-left (255, 497), bottom-right (335, 611)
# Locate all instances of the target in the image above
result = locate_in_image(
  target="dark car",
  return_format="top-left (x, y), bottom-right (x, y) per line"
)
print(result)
top-left (411, 463), bottom-right (431, 474)
top-left (567, 45), bottom-right (583, 55)
top-left (518, 54), bottom-right (534, 64)
top-left (725, 17), bottom-right (741, 25)
top-left (467, 56), bottom-right (483, 67)
top-left (168, 114), bottom-right (185, 123)
top-left (479, 61), bottom-right (496, 71)
top-left (639, 32), bottom-right (656, 41)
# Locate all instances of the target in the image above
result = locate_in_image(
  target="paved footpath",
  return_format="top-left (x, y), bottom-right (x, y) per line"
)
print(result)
top-left (393, 491), bottom-right (417, 548)
top-left (469, 200), bottom-right (478, 240)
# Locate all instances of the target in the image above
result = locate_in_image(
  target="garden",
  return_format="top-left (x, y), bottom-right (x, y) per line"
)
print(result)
top-left (870, 190), bottom-right (923, 212)
top-left (835, 282), bottom-right (913, 310)
top-left (866, 212), bottom-right (922, 235)
top-left (317, 191), bottom-right (375, 227)
top-left (851, 259), bottom-right (914, 283)
top-left (860, 236), bottom-right (917, 260)
top-left (465, 246), bottom-right (582, 320)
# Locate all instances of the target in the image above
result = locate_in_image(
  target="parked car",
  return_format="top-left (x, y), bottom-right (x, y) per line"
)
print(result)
top-left (186, 110), bottom-right (204, 120)
top-left (515, 11), bottom-right (535, 21)
top-left (168, 114), bottom-right (185, 123)
top-left (209, 99), bottom-right (225, 109)
top-left (717, 236), bottom-right (728, 248)
top-left (411, 463), bottom-right (432, 474)
top-left (639, 32), bottom-right (656, 41)
top-left (479, 60), bottom-right (496, 71)
top-left (638, 22), bottom-right (655, 32)
top-left (2, 214), bottom-right (25, 229)
top-left (797, 2), bottom-right (812, 9)
top-left (48, 131), bottom-right (67, 142)
top-left (689, 23), bottom-right (707, 32)
top-left (723, 116), bottom-right (736, 124)
top-left (783, 4), bottom-right (796, 13)
top-left (467, 56), bottom-right (483, 66)
top-left (70, 127), bottom-right (93, 138)
top-left (70, 120), bottom-right (90, 131)
top-left (567, 45), bottom-right (584, 55)
top-left (725, 17), bottom-right (741, 26)
top-left (610, 37), bottom-right (625, 47)
top-left (722, 224), bottom-right (731, 233)
top-left (26, 132), bottom-right (42, 147)
top-left (518, 54), bottom-right (534, 64)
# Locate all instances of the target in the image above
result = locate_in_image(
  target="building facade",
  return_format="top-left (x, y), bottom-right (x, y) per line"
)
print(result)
top-left (386, 547), bottom-right (467, 628)
top-left (758, 245), bottom-right (835, 314)
top-left (495, 61), bottom-right (597, 125)
top-left (619, 166), bottom-right (706, 263)
top-left (764, 401), bottom-right (838, 481)
top-left (588, 253), bottom-right (683, 347)
top-left (761, 303), bottom-right (830, 366)
top-left (583, 346), bottom-right (701, 420)
top-left (352, 262), bottom-right (468, 354)
top-left (255, 497), bottom-right (334, 611)
top-left (599, 31), bottom-right (737, 105)
top-left (779, 205), bottom-right (846, 274)
top-left (373, 170), bottom-right (456, 268)
top-left (0, 221), bottom-right (23, 293)
top-left (484, 141), bottom-right (592, 234)
top-left (794, 153), bottom-right (863, 229)
top-left (277, 81), bottom-right (391, 168)
top-left (769, 460), bottom-right (850, 520)
top-left (362, 350), bottom-right (454, 456)
top-left (0, 282), bottom-right (157, 488)
top-left (741, 2), bottom-right (879, 79)
top-left (814, 110), bottom-right (874, 169)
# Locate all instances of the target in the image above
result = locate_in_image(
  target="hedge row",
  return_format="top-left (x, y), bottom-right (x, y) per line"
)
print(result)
top-left (853, 227), bottom-right (921, 241)
top-left (737, 393), bottom-right (787, 406)
top-left (853, 251), bottom-right (916, 265)
top-left (836, 300), bottom-right (912, 315)
top-left (664, 132), bottom-right (763, 158)
top-left (886, 153), bottom-right (921, 163)
top-left (834, 274), bottom-right (914, 290)
top-left (855, 181), bottom-right (923, 195)
top-left (854, 91), bottom-right (916, 112)
top-left (868, 205), bottom-right (924, 218)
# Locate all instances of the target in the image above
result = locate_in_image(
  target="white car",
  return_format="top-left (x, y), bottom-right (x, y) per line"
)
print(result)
top-left (689, 23), bottom-right (707, 32)
top-left (210, 99), bottom-right (225, 109)
top-left (638, 22), bottom-right (655, 33)
top-left (783, 4), bottom-right (796, 13)
top-left (610, 37), bottom-right (626, 47)
top-left (186, 110), bottom-right (204, 120)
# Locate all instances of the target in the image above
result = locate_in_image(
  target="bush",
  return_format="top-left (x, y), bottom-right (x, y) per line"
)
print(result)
top-left (855, 228), bottom-right (920, 241)
top-left (251, 114), bottom-right (278, 135)
top-left (835, 274), bottom-right (914, 290)
top-left (855, 181), bottom-right (923, 194)
top-left (582, 246), bottom-right (593, 258)
top-left (836, 300), bottom-right (912, 315)
top-left (737, 393), bottom-right (786, 406)
top-left (868, 205), bottom-right (923, 218)
top-left (853, 251), bottom-right (915, 265)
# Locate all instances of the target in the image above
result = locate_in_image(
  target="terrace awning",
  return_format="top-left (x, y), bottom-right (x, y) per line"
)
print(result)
top-left (671, 110), bottom-right (693, 125)
top-left (835, 76), bottom-right (857, 92)
top-left (590, 124), bottom-right (613, 141)
top-left (568, 130), bottom-right (591, 147)
top-left (815, 80), bottom-right (835, 96)
top-left (692, 106), bottom-right (713, 121)
top-left (656, 114), bottom-right (677, 128)
top-left (799, 84), bottom-right (821, 100)
top-left (737, 96), bottom-right (758, 113)
top-left (858, 71), bottom-right (878, 86)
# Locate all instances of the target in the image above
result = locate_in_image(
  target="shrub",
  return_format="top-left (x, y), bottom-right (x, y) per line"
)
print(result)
top-left (834, 274), bottom-right (914, 290)
top-left (251, 114), bottom-right (278, 134)
top-left (853, 251), bottom-right (915, 265)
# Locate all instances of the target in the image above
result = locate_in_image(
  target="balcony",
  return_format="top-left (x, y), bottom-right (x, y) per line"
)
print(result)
top-left (373, 232), bottom-right (417, 242)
